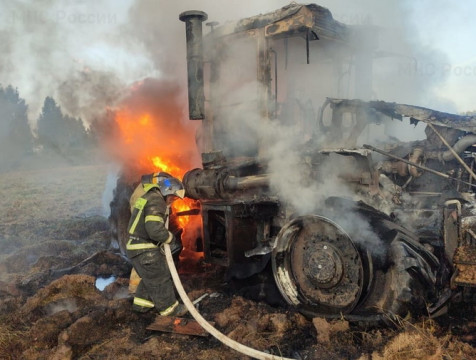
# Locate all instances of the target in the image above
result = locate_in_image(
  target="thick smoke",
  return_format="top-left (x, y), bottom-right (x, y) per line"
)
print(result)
top-left (0, 1), bottom-right (138, 123)
top-left (203, 0), bottom-right (458, 249)
top-left (0, 0), bottom-right (296, 123)
top-left (219, 88), bottom-right (385, 250)
top-left (0, 0), bottom-right (463, 125)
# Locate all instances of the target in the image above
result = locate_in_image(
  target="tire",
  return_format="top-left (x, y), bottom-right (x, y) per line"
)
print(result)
top-left (272, 197), bottom-right (440, 321)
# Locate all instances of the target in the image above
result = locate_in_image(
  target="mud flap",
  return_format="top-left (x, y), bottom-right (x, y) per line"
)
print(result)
top-left (147, 316), bottom-right (214, 337)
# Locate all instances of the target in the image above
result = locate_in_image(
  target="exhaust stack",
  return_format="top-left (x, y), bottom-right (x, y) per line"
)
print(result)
top-left (179, 10), bottom-right (208, 120)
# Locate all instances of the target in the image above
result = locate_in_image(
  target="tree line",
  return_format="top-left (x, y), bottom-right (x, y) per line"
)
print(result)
top-left (0, 84), bottom-right (95, 170)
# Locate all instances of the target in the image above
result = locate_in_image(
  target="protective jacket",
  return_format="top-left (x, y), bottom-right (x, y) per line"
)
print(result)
top-left (126, 182), bottom-right (178, 314)
top-left (126, 183), bottom-right (173, 254)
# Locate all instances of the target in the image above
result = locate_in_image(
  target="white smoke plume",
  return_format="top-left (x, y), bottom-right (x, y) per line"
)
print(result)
top-left (218, 87), bottom-right (385, 250)
top-left (101, 164), bottom-right (120, 217)
top-left (0, 0), bottom-right (299, 124)
top-left (46, 298), bottom-right (78, 315)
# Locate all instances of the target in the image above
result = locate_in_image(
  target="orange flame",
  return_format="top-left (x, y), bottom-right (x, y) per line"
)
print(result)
top-left (114, 108), bottom-right (198, 226)
top-left (172, 197), bottom-right (197, 228)
top-left (114, 109), bottom-right (198, 174)
top-left (148, 154), bottom-right (196, 229)
top-left (107, 78), bottom-right (201, 178)
top-left (104, 79), bottom-right (203, 257)
top-left (151, 156), bottom-right (184, 178)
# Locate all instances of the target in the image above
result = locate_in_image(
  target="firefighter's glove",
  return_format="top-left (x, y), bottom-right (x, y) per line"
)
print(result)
top-left (164, 231), bottom-right (174, 244)
top-left (160, 232), bottom-right (182, 255)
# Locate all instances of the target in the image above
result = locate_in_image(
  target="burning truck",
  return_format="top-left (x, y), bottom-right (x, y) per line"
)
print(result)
top-left (111, 3), bottom-right (476, 322)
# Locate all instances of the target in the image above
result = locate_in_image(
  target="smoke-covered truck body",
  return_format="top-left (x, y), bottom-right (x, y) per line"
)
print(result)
top-left (174, 3), bottom-right (476, 321)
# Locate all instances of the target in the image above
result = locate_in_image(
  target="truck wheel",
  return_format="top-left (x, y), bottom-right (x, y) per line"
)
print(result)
top-left (272, 215), bottom-right (369, 315)
top-left (272, 213), bottom-right (439, 320)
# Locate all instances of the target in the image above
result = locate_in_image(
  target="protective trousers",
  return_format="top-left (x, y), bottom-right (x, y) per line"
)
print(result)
top-left (127, 248), bottom-right (176, 313)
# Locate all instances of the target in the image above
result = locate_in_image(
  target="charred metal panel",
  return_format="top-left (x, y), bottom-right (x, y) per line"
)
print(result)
top-left (209, 3), bottom-right (348, 42)
top-left (325, 98), bottom-right (476, 132)
top-left (265, 6), bottom-right (316, 40)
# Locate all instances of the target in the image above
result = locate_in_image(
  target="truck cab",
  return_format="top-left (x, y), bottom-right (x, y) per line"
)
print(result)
top-left (174, 3), bottom-right (476, 321)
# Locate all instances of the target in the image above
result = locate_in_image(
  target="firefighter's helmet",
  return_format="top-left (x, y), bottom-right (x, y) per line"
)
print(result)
top-left (157, 176), bottom-right (185, 199)
top-left (141, 172), bottom-right (172, 185)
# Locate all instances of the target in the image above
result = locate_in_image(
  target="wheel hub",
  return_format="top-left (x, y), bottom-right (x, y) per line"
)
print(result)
top-left (303, 242), bottom-right (344, 288)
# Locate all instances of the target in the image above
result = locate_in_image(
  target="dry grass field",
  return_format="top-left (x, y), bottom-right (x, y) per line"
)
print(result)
top-left (0, 163), bottom-right (111, 263)
top-left (1, 163), bottom-right (109, 223)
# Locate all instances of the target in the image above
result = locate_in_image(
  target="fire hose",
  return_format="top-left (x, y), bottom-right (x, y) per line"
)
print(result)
top-left (163, 243), bottom-right (295, 360)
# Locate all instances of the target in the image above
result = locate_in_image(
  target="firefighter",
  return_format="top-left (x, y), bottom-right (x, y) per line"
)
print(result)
top-left (126, 172), bottom-right (187, 316)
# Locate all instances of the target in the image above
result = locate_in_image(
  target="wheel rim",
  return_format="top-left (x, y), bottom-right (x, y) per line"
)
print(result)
top-left (272, 215), bottom-right (364, 314)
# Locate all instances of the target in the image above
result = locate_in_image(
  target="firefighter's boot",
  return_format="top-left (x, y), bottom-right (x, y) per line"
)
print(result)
top-left (160, 301), bottom-right (188, 317)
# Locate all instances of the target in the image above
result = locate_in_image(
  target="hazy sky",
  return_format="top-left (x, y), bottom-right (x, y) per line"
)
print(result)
top-left (408, 0), bottom-right (476, 112)
top-left (0, 0), bottom-right (474, 124)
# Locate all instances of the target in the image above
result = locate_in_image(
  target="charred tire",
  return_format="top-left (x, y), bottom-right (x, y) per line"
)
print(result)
top-left (358, 229), bottom-right (439, 321)
top-left (272, 209), bottom-right (439, 321)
